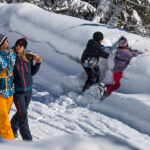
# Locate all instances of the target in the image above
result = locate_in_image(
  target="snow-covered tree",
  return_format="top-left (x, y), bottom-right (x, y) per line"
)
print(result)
top-left (92, 0), bottom-right (112, 23)
top-left (67, 0), bottom-right (96, 20)
top-left (118, 0), bottom-right (150, 36)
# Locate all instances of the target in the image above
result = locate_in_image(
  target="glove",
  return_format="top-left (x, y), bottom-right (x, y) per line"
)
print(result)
top-left (101, 45), bottom-right (105, 50)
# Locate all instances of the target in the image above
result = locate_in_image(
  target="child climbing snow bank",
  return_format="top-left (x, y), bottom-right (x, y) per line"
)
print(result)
top-left (99, 36), bottom-right (147, 100)
top-left (81, 31), bottom-right (109, 92)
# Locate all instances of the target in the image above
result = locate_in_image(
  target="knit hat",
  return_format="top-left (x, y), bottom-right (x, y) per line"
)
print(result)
top-left (93, 32), bottom-right (104, 41)
top-left (0, 34), bottom-right (7, 47)
top-left (118, 37), bottom-right (128, 48)
top-left (15, 37), bottom-right (27, 49)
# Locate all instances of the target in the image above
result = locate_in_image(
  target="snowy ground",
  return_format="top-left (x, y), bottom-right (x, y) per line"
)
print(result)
top-left (0, 3), bottom-right (150, 150)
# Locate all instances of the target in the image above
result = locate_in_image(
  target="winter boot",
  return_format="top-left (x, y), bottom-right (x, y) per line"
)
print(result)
top-left (98, 83), bottom-right (108, 101)
top-left (14, 132), bottom-right (19, 138)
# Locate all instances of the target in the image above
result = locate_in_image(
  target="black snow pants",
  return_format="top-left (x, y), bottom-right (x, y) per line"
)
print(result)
top-left (82, 65), bottom-right (100, 91)
top-left (11, 90), bottom-right (32, 141)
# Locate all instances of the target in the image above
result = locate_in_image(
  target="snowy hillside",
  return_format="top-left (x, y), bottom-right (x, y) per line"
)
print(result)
top-left (0, 3), bottom-right (150, 150)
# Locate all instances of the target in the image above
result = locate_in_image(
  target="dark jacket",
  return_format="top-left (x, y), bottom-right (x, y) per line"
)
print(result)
top-left (81, 39), bottom-right (109, 63)
top-left (14, 55), bottom-right (40, 92)
top-left (113, 48), bottom-right (143, 72)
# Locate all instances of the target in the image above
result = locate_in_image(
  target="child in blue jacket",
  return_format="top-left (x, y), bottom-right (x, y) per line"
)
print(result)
top-left (11, 37), bottom-right (42, 141)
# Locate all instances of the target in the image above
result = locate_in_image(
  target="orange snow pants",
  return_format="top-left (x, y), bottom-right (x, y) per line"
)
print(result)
top-left (0, 95), bottom-right (15, 139)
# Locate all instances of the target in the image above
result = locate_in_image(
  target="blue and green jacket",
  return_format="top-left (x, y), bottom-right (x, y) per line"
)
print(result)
top-left (0, 49), bottom-right (16, 97)
top-left (14, 55), bottom-right (40, 93)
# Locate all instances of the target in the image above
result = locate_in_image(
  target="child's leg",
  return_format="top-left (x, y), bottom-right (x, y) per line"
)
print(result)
top-left (0, 95), bottom-right (15, 139)
top-left (83, 67), bottom-right (95, 91)
top-left (106, 72), bottom-right (123, 95)
top-left (94, 65), bottom-right (100, 83)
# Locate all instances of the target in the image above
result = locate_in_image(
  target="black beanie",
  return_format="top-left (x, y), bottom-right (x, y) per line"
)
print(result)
top-left (15, 37), bottom-right (27, 49)
top-left (93, 32), bottom-right (104, 41)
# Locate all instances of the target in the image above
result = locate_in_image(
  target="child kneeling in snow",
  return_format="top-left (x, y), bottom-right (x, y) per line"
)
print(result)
top-left (99, 36), bottom-right (145, 100)
top-left (11, 37), bottom-right (42, 141)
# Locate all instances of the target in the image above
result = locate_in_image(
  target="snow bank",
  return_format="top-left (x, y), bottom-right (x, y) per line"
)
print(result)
top-left (1, 2), bottom-right (149, 94)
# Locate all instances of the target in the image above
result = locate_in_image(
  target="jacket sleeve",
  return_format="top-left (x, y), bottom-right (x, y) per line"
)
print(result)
top-left (98, 50), bottom-right (110, 59)
top-left (95, 43), bottom-right (110, 59)
top-left (31, 61), bottom-right (41, 76)
top-left (131, 50), bottom-right (143, 57)
top-left (0, 58), bottom-right (3, 74)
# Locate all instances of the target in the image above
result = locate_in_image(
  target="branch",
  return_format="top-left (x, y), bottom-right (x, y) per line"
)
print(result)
top-left (126, 0), bottom-right (150, 9)
top-left (53, 7), bottom-right (69, 13)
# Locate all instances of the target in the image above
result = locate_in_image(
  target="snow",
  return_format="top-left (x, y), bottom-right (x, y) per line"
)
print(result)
top-left (70, 0), bottom-right (96, 16)
top-left (92, 0), bottom-right (111, 23)
top-left (0, 2), bottom-right (150, 150)
top-left (132, 10), bottom-right (141, 23)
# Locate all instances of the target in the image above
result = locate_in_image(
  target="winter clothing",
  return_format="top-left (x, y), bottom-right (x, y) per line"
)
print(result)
top-left (81, 39), bottom-right (109, 64)
top-left (11, 90), bottom-right (32, 141)
top-left (81, 38), bottom-right (109, 91)
top-left (11, 55), bottom-right (41, 141)
top-left (93, 31), bottom-right (103, 41)
top-left (82, 65), bottom-right (100, 91)
top-left (0, 45), bottom-right (16, 139)
top-left (99, 37), bottom-right (144, 99)
top-left (106, 47), bottom-right (142, 95)
top-left (113, 48), bottom-right (142, 73)
top-left (0, 49), bottom-right (16, 97)
top-left (106, 71), bottom-right (123, 95)
top-left (0, 95), bottom-right (15, 139)
top-left (14, 55), bottom-right (40, 92)
top-left (0, 34), bottom-right (7, 47)
top-left (118, 37), bottom-right (128, 48)
top-left (99, 83), bottom-right (108, 100)
top-left (15, 37), bottom-right (27, 49)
